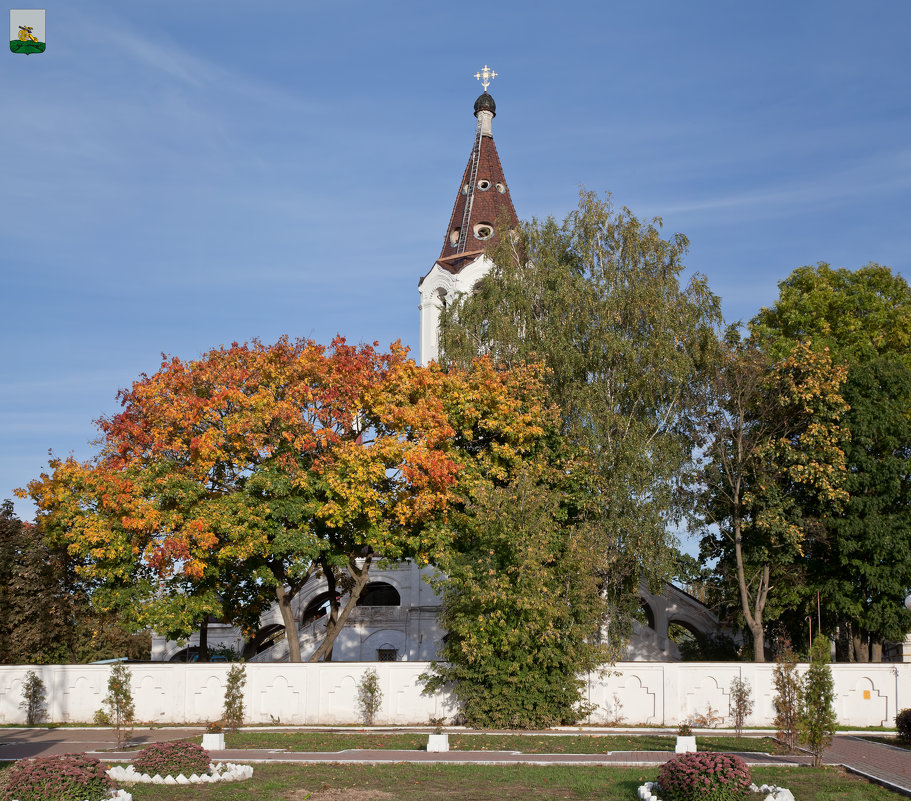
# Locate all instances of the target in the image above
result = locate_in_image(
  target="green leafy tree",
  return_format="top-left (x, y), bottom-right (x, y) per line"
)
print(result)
top-left (0, 500), bottom-right (149, 664)
top-left (751, 263), bottom-right (911, 660)
top-left (698, 337), bottom-right (849, 660)
top-left (799, 634), bottom-right (837, 766)
top-left (425, 462), bottom-right (604, 728)
top-left (0, 500), bottom-right (74, 663)
top-left (439, 190), bottom-right (721, 649)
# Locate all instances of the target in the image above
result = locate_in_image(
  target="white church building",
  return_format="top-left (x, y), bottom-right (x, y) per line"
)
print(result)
top-left (152, 74), bottom-right (722, 664)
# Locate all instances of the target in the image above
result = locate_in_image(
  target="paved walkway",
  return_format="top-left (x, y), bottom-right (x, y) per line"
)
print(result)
top-left (1, 729), bottom-right (908, 795)
top-left (824, 736), bottom-right (911, 797)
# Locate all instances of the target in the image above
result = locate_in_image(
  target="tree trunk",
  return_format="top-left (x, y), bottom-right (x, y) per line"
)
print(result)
top-left (309, 555), bottom-right (372, 662)
top-left (750, 623), bottom-right (765, 663)
top-left (852, 631), bottom-right (869, 663)
top-left (733, 514), bottom-right (769, 663)
top-left (871, 637), bottom-right (883, 663)
top-left (199, 617), bottom-right (209, 662)
top-left (322, 559), bottom-right (340, 662)
top-left (275, 583), bottom-right (302, 663)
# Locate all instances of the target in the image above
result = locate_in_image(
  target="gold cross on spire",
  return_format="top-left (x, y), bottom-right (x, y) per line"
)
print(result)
top-left (474, 65), bottom-right (498, 92)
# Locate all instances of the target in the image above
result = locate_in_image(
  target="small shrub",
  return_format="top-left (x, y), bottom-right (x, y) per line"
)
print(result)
top-left (657, 751), bottom-right (751, 801)
top-left (132, 741), bottom-right (210, 778)
top-left (0, 754), bottom-right (110, 801)
top-left (688, 702), bottom-right (723, 728)
top-left (206, 720), bottom-right (224, 733)
top-left (19, 671), bottom-right (47, 726)
top-left (799, 634), bottom-right (837, 766)
top-left (357, 667), bottom-right (383, 725)
top-left (93, 708), bottom-right (111, 726)
top-left (222, 662), bottom-right (246, 730)
top-left (897, 708), bottom-right (911, 743)
top-left (605, 692), bottom-right (625, 726)
top-left (728, 676), bottom-right (754, 737)
top-left (772, 644), bottom-right (801, 752)
top-left (101, 663), bottom-right (135, 747)
top-left (676, 722), bottom-right (693, 737)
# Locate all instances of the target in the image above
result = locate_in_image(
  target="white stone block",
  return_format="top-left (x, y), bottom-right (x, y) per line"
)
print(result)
top-left (674, 735), bottom-right (697, 753)
top-left (202, 732), bottom-right (225, 750)
top-left (176, 774), bottom-right (189, 784)
top-left (427, 733), bottom-right (449, 752)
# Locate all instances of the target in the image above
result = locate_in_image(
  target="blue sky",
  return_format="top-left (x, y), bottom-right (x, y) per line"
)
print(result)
top-left (3, 1), bottom-right (910, 520)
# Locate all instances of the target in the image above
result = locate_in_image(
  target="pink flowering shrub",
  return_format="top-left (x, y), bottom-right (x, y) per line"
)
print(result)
top-left (132, 741), bottom-right (210, 777)
top-left (657, 751), bottom-right (751, 801)
top-left (0, 754), bottom-right (111, 801)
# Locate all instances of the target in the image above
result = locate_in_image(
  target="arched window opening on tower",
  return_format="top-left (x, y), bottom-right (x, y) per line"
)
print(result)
top-left (477, 179), bottom-right (491, 191)
top-left (357, 582), bottom-right (401, 607)
top-left (473, 223), bottom-right (494, 240)
top-left (496, 182), bottom-right (506, 193)
top-left (449, 228), bottom-right (460, 246)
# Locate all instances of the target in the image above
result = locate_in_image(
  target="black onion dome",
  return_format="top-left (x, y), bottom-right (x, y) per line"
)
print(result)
top-left (473, 92), bottom-right (496, 117)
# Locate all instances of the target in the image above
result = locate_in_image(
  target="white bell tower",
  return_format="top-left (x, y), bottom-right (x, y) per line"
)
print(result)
top-left (418, 67), bottom-right (518, 366)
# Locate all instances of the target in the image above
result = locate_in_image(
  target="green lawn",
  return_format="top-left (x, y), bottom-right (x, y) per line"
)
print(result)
top-left (114, 763), bottom-right (903, 800)
top-left (860, 735), bottom-right (911, 751)
top-left (223, 730), bottom-right (784, 754)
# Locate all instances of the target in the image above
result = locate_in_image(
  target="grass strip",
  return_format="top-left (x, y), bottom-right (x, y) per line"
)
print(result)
top-left (112, 763), bottom-right (904, 800)
top-left (224, 731), bottom-right (784, 754)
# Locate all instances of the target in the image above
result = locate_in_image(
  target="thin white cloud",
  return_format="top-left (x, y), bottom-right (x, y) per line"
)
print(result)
top-left (69, 16), bottom-right (316, 114)
top-left (653, 149), bottom-right (911, 218)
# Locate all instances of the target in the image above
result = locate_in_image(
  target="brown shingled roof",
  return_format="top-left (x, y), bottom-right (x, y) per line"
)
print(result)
top-left (436, 109), bottom-right (518, 268)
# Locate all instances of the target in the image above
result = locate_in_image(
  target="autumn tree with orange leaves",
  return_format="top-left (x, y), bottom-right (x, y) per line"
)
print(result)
top-left (23, 337), bottom-right (554, 662)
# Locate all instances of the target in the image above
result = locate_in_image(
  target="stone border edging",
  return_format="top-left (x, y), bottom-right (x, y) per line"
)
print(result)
top-left (107, 762), bottom-right (253, 785)
top-left (637, 782), bottom-right (794, 801)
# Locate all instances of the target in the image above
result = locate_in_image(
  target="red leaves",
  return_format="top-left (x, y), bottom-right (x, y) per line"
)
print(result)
top-left (24, 335), bottom-right (556, 627)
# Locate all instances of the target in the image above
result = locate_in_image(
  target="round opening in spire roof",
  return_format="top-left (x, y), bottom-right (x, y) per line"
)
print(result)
top-left (473, 93), bottom-right (496, 117)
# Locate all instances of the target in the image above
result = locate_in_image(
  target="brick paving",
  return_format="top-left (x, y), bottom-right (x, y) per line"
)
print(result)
top-left (824, 736), bottom-right (911, 796)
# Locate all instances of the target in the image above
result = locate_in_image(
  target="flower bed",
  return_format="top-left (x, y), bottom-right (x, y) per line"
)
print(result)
top-left (7, 787), bottom-right (131, 801)
top-left (639, 751), bottom-right (793, 801)
top-left (107, 762), bottom-right (253, 785)
top-left (1, 754), bottom-right (123, 801)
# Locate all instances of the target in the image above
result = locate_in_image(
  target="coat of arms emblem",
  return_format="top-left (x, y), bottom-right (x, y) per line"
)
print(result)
top-left (10, 9), bottom-right (45, 54)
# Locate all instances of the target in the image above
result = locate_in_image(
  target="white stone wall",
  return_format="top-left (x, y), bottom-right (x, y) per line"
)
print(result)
top-left (0, 661), bottom-right (907, 728)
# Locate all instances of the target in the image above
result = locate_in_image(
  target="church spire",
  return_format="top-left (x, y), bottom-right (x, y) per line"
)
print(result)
top-left (418, 68), bottom-right (519, 366)
top-left (435, 67), bottom-right (518, 271)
